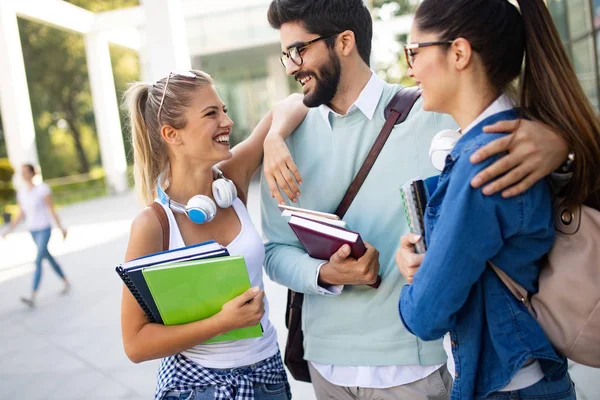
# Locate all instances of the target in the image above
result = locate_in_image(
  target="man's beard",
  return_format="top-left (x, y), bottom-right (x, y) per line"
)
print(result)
top-left (301, 51), bottom-right (341, 108)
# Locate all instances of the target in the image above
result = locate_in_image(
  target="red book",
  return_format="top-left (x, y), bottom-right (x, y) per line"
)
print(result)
top-left (288, 216), bottom-right (381, 288)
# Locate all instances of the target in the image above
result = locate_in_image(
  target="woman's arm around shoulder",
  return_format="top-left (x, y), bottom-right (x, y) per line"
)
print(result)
top-left (121, 208), bottom-right (265, 363)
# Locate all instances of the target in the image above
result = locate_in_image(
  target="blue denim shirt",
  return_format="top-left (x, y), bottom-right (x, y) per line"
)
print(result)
top-left (399, 109), bottom-right (567, 399)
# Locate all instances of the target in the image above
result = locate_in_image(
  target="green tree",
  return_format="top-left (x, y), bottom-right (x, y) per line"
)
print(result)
top-left (110, 44), bottom-right (141, 165)
top-left (371, 0), bottom-right (418, 86)
top-left (18, 0), bottom-right (139, 178)
top-left (20, 20), bottom-right (94, 176)
top-left (0, 113), bottom-right (6, 158)
top-left (67, 0), bottom-right (138, 12)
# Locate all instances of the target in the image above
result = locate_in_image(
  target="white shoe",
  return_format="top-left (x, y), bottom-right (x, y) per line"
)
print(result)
top-left (20, 297), bottom-right (35, 308)
top-left (60, 283), bottom-right (71, 296)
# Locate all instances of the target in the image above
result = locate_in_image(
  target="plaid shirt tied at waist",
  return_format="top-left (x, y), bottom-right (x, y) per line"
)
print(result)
top-left (155, 351), bottom-right (288, 400)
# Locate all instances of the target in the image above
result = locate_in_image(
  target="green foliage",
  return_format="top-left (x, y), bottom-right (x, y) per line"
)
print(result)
top-left (66, 0), bottom-right (139, 12)
top-left (17, 0), bottom-right (139, 180)
top-left (0, 158), bottom-right (15, 182)
top-left (372, 1), bottom-right (418, 86)
top-left (0, 158), bottom-right (16, 213)
top-left (19, 19), bottom-right (97, 178)
top-left (47, 173), bottom-right (107, 207)
top-left (67, 0), bottom-right (140, 167)
top-left (0, 113), bottom-right (6, 158)
top-left (110, 44), bottom-right (141, 165)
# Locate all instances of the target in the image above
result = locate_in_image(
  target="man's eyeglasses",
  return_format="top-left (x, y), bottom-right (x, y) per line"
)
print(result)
top-left (280, 33), bottom-right (338, 69)
top-left (403, 41), bottom-right (455, 69)
top-left (157, 70), bottom-right (198, 123)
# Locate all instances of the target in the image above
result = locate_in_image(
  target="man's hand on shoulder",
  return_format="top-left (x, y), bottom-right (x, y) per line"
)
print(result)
top-left (470, 119), bottom-right (569, 197)
top-left (318, 242), bottom-right (380, 286)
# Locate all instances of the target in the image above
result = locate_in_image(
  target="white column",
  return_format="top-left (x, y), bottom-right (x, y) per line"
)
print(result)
top-left (140, 0), bottom-right (191, 82)
top-left (266, 53), bottom-right (290, 104)
top-left (0, 5), bottom-right (39, 171)
top-left (85, 32), bottom-right (128, 194)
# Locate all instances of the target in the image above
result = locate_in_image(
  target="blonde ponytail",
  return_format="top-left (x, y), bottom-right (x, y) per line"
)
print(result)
top-left (124, 82), bottom-right (168, 204)
top-left (123, 70), bottom-right (214, 204)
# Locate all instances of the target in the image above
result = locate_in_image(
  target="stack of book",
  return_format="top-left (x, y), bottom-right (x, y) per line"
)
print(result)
top-left (279, 204), bottom-right (380, 288)
top-left (115, 240), bottom-right (262, 343)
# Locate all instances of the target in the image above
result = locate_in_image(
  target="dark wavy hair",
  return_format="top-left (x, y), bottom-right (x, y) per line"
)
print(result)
top-left (267, 0), bottom-right (373, 66)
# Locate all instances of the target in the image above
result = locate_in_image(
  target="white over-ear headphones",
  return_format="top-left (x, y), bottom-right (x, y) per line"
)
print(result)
top-left (156, 168), bottom-right (238, 224)
top-left (429, 129), bottom-right (462, 171)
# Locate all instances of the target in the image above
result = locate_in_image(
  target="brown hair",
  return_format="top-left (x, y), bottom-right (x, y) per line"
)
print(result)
top-left (267, 0), bottom-right (373, 66)
top-left (516, 0), bottom-right (600, 205)
top-left (415, 0), bottom-right (600, 206)
top-left (123, 70), bottom-right (213, 204)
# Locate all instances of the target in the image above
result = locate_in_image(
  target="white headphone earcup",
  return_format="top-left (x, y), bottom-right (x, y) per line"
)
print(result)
top-left (186, 195), bottom-right (217, 224)
top-left (213, 178), bottom-right (237, 208)
top-left (430, 129), bottom-right (461, 171)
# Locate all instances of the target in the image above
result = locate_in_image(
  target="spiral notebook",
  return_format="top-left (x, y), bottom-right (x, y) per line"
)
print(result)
top-left (115, 240), bottom-right (228, 324)
top-left (400, 179), bottom-right (428, 254)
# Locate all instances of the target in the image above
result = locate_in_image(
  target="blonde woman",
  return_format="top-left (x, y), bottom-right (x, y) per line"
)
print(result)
top-left (121, 70), bottom-right (307, 400)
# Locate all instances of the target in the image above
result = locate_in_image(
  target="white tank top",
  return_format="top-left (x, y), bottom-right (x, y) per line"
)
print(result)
top-left (156, 198), bottom-right (279, 369)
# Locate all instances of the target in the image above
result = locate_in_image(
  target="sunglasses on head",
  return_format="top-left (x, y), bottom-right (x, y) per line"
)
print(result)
top-left (156, 70), bottom-right (198, 123)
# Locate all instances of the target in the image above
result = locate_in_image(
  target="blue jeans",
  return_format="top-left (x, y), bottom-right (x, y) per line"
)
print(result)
top-left (163, 381), bottom-right (290, 400)
top-left (483, 371), bottom-right (576, 399)
top-left (30, 227), bottom-right (65, 291)
top-left (162, 355), bottom-right (291, 400)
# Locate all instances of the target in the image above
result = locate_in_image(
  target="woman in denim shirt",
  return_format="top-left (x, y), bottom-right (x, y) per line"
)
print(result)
top-left (396, 0), bottom-right (600, 399)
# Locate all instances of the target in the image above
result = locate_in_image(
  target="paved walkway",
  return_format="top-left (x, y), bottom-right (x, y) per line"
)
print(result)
top-left (0, 184), bottom-right (597, 399)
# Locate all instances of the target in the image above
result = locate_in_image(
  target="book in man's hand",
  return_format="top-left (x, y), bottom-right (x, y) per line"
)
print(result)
top-left (288, 215), bottom-right (366, 260)
top-left (286, 214), bottom-right (381, 289)
top-left (278, 204), bottom-right (349, 229)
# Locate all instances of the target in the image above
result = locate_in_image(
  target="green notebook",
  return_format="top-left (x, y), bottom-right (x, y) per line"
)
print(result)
top-left (142, 255), bottom-right (263, 343)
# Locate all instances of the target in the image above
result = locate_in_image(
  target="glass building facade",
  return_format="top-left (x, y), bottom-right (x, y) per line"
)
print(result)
top-left (548, 0), bottom-right (600, 108)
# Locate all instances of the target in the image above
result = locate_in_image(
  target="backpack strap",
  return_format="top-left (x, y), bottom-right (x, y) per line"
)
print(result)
top-left (148, 202), bottom-right (170, 252)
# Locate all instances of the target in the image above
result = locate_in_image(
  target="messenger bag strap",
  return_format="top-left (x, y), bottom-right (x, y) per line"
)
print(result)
top-left (149, 202), bottom-right (170, 252)
top-left (335, 86), bottom-right (421, 218)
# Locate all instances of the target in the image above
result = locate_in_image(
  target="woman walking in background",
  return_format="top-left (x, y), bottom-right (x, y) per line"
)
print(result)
top-left (2, 164), bottom-right (70, 307)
